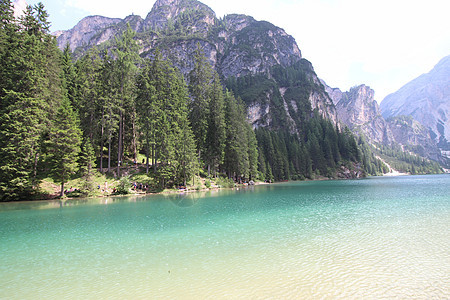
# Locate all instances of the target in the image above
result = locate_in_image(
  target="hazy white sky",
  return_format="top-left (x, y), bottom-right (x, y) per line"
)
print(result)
top-left (26, 0), bottom-right (450, 102)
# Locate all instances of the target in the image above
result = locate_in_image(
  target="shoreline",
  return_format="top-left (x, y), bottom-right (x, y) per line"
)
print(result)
top-left (7, 173), bottom-right (447, 203)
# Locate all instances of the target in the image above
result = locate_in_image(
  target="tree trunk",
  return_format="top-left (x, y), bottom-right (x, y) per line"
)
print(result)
top-left (33, 151), bottom-right (39, 180)
top-left (132, 111), bottom-right (137, 164)
top-left (100, 109), bottom-right (105, 173)
top-left (117, 110), bottom-right (123, 177)
top-left (108, 135), bottom-right (111, 172)
top-left (99, 138), bottom-right (104, 173)
top-left (146, 141), bottom-right (149, 174)
top-left (154, 148), bottom-right (158, 173)
top-left (60, 181), bottom-right (64, 198)
top-left (183, 160), bottom-right (187, 187)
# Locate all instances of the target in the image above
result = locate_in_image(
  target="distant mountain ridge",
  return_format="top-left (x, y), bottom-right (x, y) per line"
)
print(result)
top-left (381, 55), bottom-right (450, 150)
top-left (323, 82), bottom-right (445, 165)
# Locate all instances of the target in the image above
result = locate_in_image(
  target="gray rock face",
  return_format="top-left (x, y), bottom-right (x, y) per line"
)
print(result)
top-left (321, 79), bottom-right (343, 106)
top-left (144, 0), bottom-right (215, 32)
top-left (54, 1), bottom-right (302, 77)
top-left (386, 116), bottom-right (442, 162)
top-left (325, 83), bottom-right (393, 145)
top-left (381, 55), bottom-right (450, 149)
top-left (324, 82), bottom-right (445, 164)
top-left (55, 16), bottom-right (123, 52)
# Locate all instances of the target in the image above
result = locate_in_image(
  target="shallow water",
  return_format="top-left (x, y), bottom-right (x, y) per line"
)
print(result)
top-left (1, 175), bottom-right (449, 298)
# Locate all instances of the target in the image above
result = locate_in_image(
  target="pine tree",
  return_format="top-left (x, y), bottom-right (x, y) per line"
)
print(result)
top-left (75, 47), bottom-right (106, 170)
top-left (136, 52), bottom-right (197, 187)
top-left (136, 58), bottom-right (158, 173)
top-left (0, 2), bottom-right (65, 200)
top-left (247, 123), bottom-right (259, 180)
top-left (45, 98), bottom-right (82, 198)
top-left (223, 91), bottom-right (251, 182)
top-left (99, 50), bottom-right (120, 173)
top-left (61, 44), bottom-right (78, 107)
top-left (78, 137), bottom-right (96, 195)
top-left (188, 43), bottom-right (212, 165)
top-left (111, 23), bottom-right (140, 176)
top-left (205, 72), bottom-right (226, 177)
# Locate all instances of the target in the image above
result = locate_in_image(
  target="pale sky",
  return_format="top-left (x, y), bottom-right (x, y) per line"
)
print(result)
top-left (25, 0), bottom-right (450, 102)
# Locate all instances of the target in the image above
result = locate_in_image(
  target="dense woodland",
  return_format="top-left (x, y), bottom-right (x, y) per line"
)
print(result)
top-left (1, 2), bottom-right (259, 201)
top-left (0, 2), bottom-right (440, 201)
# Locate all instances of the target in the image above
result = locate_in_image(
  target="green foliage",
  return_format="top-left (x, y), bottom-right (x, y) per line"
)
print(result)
top-left (111, 24), bottom-right (140, 176)
top-left (256, 116), bottom-right (363, 181)
top-left (189, 44), bottom-right (213, 159)
top-left (0, 2), bottom-right (71, 200)
top-left (205, 72), bottom-right (226, 176)
top-left (44, 98), bottom-right (82, 197)
top-left (216, 177), bottom-right (235, 188)
top-left (223, 91), bottom-right (258, 181)
top-left (375, 144), bottom-right (443, 175)
top-left (136, 50), bottom-right (198, 187)
top-left (116, 176), bottom-right (131, 194)
top-left (357, 136), bottom-right (389, 176)
top-left (204, 179), bottom-right (211, 189)
top-left (78, 138), bottom-right (97, 195)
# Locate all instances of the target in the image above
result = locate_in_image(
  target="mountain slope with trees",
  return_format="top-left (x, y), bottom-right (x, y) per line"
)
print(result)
top-left (2, 0), bottom-right (397, 201)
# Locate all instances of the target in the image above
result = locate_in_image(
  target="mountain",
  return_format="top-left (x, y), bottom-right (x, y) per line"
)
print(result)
top-left (324, 82), bottom-right (446, 166)
top-left (324, 83), bottom-right (394, 145)
top-left (381, 55), bottom-right (450, 150)
top-left (54, 0), bottom-right (337, 131)
top-left (387, 115), bottom-right (443, 162)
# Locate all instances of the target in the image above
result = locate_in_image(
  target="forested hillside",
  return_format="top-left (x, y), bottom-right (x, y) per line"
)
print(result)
top-left (1, 1), bottom-right (385, 201)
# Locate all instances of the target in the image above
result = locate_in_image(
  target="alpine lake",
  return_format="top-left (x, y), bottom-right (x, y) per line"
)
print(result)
top-left (1, 175), bottom-right (449, 298)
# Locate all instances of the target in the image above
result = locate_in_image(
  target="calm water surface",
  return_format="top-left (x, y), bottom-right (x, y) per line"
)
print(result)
top-left (1, 175), bottom-right (449, 298)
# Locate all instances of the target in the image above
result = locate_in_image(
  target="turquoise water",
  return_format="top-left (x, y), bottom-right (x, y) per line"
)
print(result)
top-left (1, 175), bottom-right (449, 298)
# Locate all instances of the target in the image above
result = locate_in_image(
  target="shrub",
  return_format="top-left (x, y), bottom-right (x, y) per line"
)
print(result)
top-left (116, 176), bottom-right (131, 195)
top-left (217, 177), bottom-right (235, 188)
top-left (205, 179), bottom-right (211, 189)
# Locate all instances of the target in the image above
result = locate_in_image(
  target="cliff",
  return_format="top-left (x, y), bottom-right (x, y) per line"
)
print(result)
top-left (324, 82), bottom-right (446, 165)
top-left (381, 55), bottom-right (450, 150)
top-left (324, 83), bottom-right (393, 144)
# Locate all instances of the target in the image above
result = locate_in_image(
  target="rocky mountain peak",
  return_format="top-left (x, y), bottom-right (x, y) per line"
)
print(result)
top-left (324, 83), bottom-right (394, 145)
top-left (381, 55), bottom-right (450, 149)
top-left (55, 15), bottom-right (122, 52)
top-left (145, 0), bottom-right (215, 31)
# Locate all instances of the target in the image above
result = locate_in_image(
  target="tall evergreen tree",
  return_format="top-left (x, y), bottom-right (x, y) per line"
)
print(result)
top-left (74, 47), bottom-right (106, 170)
top-left (45, 98), bottom-right (82, 197)
top-left (61, 44), bottom-right (78, 107)
top-left (188, 44), bottom-right (212, 165)
top-left (0, 2), bottom-right (65, 200)
top-left (136, 51), bottom-right (197, 187)
top-left (111, 23), bottom-right (140, 176)
top-left (136, 58), bottom-right (159, 174)
top-left (205, 72), bottom-right (226, 177)
top-left (223, 91), bottom-right (253, 182)
top-left (98, 50), bottom-right (120, 173)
